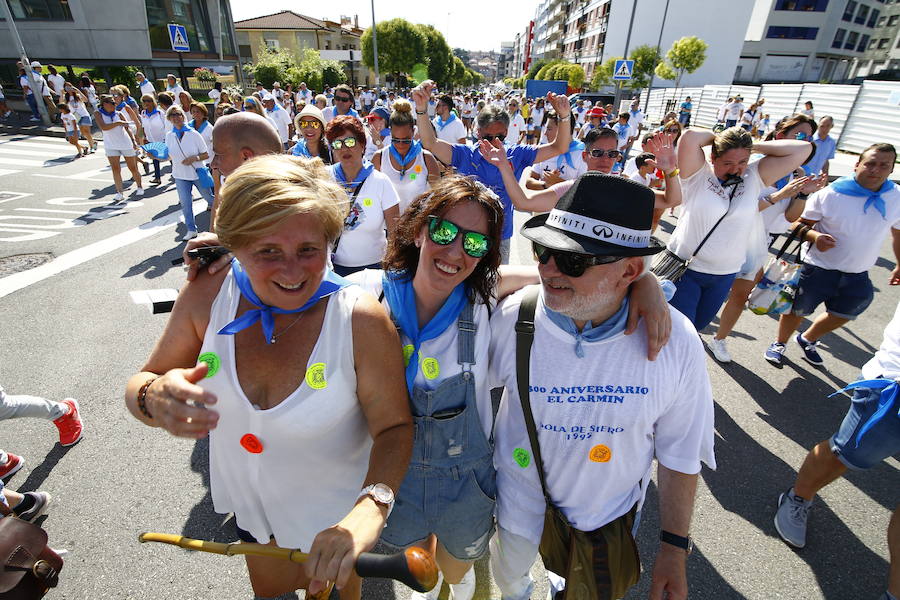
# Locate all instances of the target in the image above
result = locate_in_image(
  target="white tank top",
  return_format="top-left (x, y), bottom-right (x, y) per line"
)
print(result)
top-left (200, 271), bottom-right (372, 549)
top-left (377, 146), bottom-right (428, 214)
top-left (98, 111), bottom-right (132, 151)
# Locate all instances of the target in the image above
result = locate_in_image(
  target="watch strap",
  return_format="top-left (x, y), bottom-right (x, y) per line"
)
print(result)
top-left (660, 530), bottom-right (692, 552)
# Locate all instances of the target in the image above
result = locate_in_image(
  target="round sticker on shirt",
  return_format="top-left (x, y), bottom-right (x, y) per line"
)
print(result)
top-left (421, 357), bottom-right (440, 380)
top-left (402, 344), bottom-right (414, 366)
top-left (409, 173), bottom-right (417, 181)
top-left (589, 444), bottom-right (612, 463)
top-left (240, 433), bottom-right (263, 454)
top-left (414, 165), bottom-right (423, 174)
top-left (305, 362), bottom-right (327, 390)
top-left (198, 352), bottom-right (220, 378)
top-left (513, 447), bottom-right (531, 468)
top-left (363, 197), bottom-right (373, 207)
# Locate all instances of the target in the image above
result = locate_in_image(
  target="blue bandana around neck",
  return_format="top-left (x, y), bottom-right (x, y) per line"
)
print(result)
top-left (435, 113), bottom-right (457, 131)
top-left (543, 298), bottom-right (629, 358)
top-left (389, 140), bottom-right (422, 175)
top-left (266, 104), bottom-right (280, 113)
top-left (144, 108), bottom-right (159, 118)
top-left (381, 271), bottom-right (468, 394)
top-left (116, 101), bottom-right (127, 111)
top-left (828, 379), bottom-right (900, 447)
top-left (332, 161), bottom-right (374, 191)
top-left (831, 175), bottom-right (895, 219)
top-left (380, 128), bottom-right (391, 138)
top-left (192, 119), bottom-right (208, 133)
top-left (99, 107), bottom-right (117, 119)
top-left (172, 124), bottom-right (190, 139)
top-left (218, 260), bottom-right (353, 344)
top-left (558, 139), bottom-right (585, 170)
top-left (292, 139), bottom-right (312, 158)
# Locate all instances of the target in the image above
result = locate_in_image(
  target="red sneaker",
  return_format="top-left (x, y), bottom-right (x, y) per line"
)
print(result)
top-left (0, 453), bottom-right (24, 478)
top-left (54, 398), bottom-right (84, 447)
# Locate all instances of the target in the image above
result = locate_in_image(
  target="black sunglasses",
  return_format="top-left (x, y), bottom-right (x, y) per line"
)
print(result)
top-left (392, 138), bottom-right (413, 145)
top-left (335, 95), bottom-right (352, 102)
top-left (532, 242), bottom-right (623, 278)
top-left (481, 134), bottom-right (506, 143)
top-left (588, 149), bottom-right (622, 159)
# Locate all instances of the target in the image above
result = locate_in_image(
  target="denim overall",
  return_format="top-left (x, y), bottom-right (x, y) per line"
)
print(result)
top-left (382, 301), bottom-right (497, 560)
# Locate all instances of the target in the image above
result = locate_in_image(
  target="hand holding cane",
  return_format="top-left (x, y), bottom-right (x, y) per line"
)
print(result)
top-left (138, 533), bottom-right (439, 593)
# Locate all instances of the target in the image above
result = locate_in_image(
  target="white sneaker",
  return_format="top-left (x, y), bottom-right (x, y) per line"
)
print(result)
top-left (182, 230), bottom-right (198, 242)
top-left (707, 337), bottom-right (732, 363)
top-left (112, 193), bottom-right (124, 203)
top-left (410, 571), bottom-right (443, 600)
top-left (449, 568), bottom-right (475, 600)
top-left (135, 187), bottom-right (144, 196)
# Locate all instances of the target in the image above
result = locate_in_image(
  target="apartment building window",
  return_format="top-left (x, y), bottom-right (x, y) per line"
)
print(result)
top-left (265, 39), bottom-right (279, 49)
top-left (878, 36), bottom-right (890, 47)
top-left (859, 33), bottom-right (871, 49)
top-left (855, 3), bottom-right (869, 23)
top-left (845, 30), bottom-right (860, 48)
top-left (889, 14), bottom-right (900, 24)
top-left (766, 26), bottom-right (819, 39)
top-left (869, 36), bottom-right (878, 47)
top-left (843, 0), bottom-right (858, 19)
top-left (774, 0), bottom-right (828, 9)
top-left (833, 27), bottom-right (847, 47)
top-left (6, 0), bottom-right (72, 20)
top-left (878, 15), bottom-right (887, 24)
top-left (146, 0), bottom-right (215, 52)
top-left (868, 8), bottom-right (880, 24)
top-left (219, 0), bottom-right (235, 55)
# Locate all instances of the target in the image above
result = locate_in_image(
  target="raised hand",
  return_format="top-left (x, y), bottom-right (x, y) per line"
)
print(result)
top-left (546, 92), bottom-right (570, 117)
top-left (647, 132), bottom-right (677, 173)
top-left (478, 139), bottom-right (511, 172)
top-left (411, 81), bottom-right (435, 112)
top-left (801, 173), bottom-right (828, 195)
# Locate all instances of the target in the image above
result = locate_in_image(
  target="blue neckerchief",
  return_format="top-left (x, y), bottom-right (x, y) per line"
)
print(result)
top-left (98, 107), bottom-right (116, 119)
top-left (266, 104), bottom-right (280, 113)
top-left (143, 109), bottom-right (159, 118)
top-left (292, 139), bottom-right (312, 158)
top-left (116, 101), bottom-right (127, 111)
top-left (332, 161), bottom-right (374, 191)
top-left (630, 109), bottom-right (640, 119)
top-left (435, 113), bottom-right (457, 131)
top-left (389, 140), bottom-right (422, 175)
top-left (173, 124), bottom-right (190, 140)
top-left (829, 379), bottom-right (900, 446)
top-left (218, 260), bottom-right (353, 344)
top-left (380, 128), bottom-right (390, 137)
top-left (192, 119), bottom-right (208, 133)
top-left (831, 175), bottom-right (895, 219)
top-left (543, 298), bottom-right (629, 358)
top-left (382, 271), bottom-right (468, 394)
top-left (127, 96), bottom-right (138, 108)
top-left (774, 165), bottom-right (813, 191)
top-left (557, 139), bottom-right (585, 170)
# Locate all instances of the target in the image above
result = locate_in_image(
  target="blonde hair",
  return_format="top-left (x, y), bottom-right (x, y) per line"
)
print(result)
top-left (216, 155), bottom-right (347, 250)
top-left (389, 98), bottom-right (414, 128)
top-left (711, 126), bottom-right (753, 158)
top-left (165, 105), bottom-right (186, 120)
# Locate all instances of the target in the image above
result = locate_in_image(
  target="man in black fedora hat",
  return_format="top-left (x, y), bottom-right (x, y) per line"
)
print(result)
top-left (487, 173), bottom-right (716, 600)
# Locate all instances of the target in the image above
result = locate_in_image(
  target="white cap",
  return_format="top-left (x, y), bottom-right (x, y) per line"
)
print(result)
top-left (30, 61), bottom-right (42, 68)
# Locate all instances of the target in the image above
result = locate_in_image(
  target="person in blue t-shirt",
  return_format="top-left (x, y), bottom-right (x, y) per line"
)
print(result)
top-left (807, 116), bottom-right (836, 177)
top-left (412, 80), bottom-right (572, 264)
top-left (679, 96), bottom-right (692, 126)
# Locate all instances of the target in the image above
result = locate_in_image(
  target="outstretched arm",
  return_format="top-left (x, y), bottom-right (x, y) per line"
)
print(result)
top-left (755, 139), bottom-right (811, 187)
top-left (411, 81), bottom-right (454, 164)
top-left (676, 129), bottom-right (713, 179)
top-left (646, 132), bottom-right (681, 210)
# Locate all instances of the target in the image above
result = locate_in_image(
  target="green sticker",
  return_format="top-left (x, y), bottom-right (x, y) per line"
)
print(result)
top-left (305, 362), bottom-right (328, 390)
top-left (409, 173), bottom-right (417, 181)
top-left (422, 357), bottom-right (440, 380)
top-left (198, 352), bottom-right (220, 378)
top-left (513, 448), bottom-right (531, 468)
top-left (402, 344), bottom-right (414, 367)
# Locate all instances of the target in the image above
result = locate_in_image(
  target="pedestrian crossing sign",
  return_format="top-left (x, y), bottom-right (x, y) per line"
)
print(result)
top-left (168, 24), bottom-right (190, 52)
top-left (613, 59), bottom-right (634, 81)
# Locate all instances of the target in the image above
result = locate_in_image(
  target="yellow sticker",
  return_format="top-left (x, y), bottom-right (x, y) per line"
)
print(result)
top-left (363, 197), bottom-right (373, 207)
top-left (305, 362), bottom-right (327, 390)
top-left (589, 444), bottom-right (612, 463)
top-left (421, 357), bottom-right (440, 380)
top-left (402, 344), bottom-right (414, 366)
top-left (414, 165), bottom-right (423, 173)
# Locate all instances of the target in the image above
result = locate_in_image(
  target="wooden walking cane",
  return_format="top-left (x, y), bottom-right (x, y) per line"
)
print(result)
top-left (138, 532), bottom-right (439, 593)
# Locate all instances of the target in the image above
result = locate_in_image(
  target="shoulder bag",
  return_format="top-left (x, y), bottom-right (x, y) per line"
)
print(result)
top-left (0, 517), bottom-right (64, 599)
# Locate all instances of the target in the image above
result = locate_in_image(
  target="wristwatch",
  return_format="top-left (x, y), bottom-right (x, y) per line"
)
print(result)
top-left (660, 530), bottom-right (693, 555)
top-left (358, 483), bottom-right (395, 517)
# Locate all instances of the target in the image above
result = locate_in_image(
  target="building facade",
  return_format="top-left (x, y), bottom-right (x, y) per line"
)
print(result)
top-left (512, 21), bottom-right (536, 78)
top-left (498, 41), bottom-right (515, 79)
top-left (551, 0), bottom-right (753, 86)
top-left (0, 0), bottom-right (238, 82)
top-left (234, 11), bottom-right (373, 87)
top-left (850, 0), bottom-right (900, 77)
top-left (738, 0), bottom-right (885, 83)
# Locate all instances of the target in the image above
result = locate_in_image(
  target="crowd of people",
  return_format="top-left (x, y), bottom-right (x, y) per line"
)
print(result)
top-left (2, 67), bottom-right (897, 600)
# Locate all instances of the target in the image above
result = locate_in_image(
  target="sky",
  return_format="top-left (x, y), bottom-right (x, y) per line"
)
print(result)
top-left (229, 0), bottom-right (537, 52)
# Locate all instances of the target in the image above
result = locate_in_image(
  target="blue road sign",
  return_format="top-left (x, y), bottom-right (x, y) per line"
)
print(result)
top-left (613, 59), bottom-right (634, 81)
top-left (168, 24), bottom-right (190, 53)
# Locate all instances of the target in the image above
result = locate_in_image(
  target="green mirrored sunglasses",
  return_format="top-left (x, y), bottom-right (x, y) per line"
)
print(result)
top-left (427, 216), bottom-right (491, 258)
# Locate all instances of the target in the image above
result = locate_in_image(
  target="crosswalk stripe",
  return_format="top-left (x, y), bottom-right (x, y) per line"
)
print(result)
top-left (0, 170), bottom-right (21, 178)
top-left (0, 141), bottom-right (86, 151)
top-left (0, 158), bottom-right (46, 167)
top-left (0, 147), bottom-right (71, 157)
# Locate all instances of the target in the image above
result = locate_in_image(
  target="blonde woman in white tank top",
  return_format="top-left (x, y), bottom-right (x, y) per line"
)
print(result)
top-left (125, 155), bottom-right (413, 600)
top-left (372, 100), bottom-right (439, 214)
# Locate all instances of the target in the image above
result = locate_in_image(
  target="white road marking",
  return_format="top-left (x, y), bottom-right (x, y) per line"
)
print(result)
top-left (0, 199), bottom-right (207, 298)
top-left (0, 170), bottom-right (21, 178)
top-left (1, 158), bottom-right (47, 167)
top-left (0, 147), bottom-right (70, 157)
top-left (0, 192), bottom-right (32, 205)
top-left (34, 174), bottom-right (112, 183)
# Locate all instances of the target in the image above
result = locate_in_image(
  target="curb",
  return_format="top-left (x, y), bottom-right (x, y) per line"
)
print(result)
top-left (0, 123), bottom-right (69, 139)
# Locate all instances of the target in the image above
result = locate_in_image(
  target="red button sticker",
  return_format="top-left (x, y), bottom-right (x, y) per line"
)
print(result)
top-left (240, 434), bottom-right (263, 454)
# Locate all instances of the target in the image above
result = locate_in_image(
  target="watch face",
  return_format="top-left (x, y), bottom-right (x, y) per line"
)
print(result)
top-left (371, 483), bottom-right (394, 504)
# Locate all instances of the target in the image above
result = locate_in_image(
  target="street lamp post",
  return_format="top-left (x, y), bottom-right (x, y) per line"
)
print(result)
top-left (644, 0), bottom-right (671, 121)
top-left (370, 0), bottom-right (380, 88)
top-left (613, 0), bottom-right (638, 109)
top-left (1, 0), bottom-right (51, 125)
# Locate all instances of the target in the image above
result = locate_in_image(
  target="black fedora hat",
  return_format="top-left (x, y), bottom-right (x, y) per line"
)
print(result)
top-left (521, 172), bottom-right (666, 257)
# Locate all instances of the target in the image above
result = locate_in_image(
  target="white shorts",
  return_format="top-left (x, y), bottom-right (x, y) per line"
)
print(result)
top-left (106, 148), bottom-right (136, 157)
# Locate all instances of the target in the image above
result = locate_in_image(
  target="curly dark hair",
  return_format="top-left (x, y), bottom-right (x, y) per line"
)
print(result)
top-left (383, 175), bottom-right (505, 306)
top-left (324, 115), bottom-right (366, 147)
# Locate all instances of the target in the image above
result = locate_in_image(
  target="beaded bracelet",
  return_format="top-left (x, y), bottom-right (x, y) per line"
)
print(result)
top-left (137, 377), bottom-right (158, 420)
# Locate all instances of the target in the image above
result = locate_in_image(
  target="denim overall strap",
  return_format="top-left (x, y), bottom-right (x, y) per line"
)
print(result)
top-left (457, 300), bottom-right (476, 370)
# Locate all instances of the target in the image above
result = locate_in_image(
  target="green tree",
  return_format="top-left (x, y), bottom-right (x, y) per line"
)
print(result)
top-left (361, 18), bottom-right (427, 82)
top-left (590, 55), bottom-right (622, 89)
top-left (418, 25), bottom-right (453, 87)
top-left (527, 58), bottom-right (558, 80)
top-left (535, 62), bottom-right (559, 80)
top-left (563, 64), bottom-right (585, 89)
top-left (657, 36), bottom-right (708, 86)
top-left (654, 62), bottom-right (677, 82)
top-left (628, 44), bottom-right (662, 89)
top-left (453, 47), bottom-right (472, 68)
top-left (451, 56), bottom-right (467, 88)
top-left (244, 43), bottom-right (296, 89)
